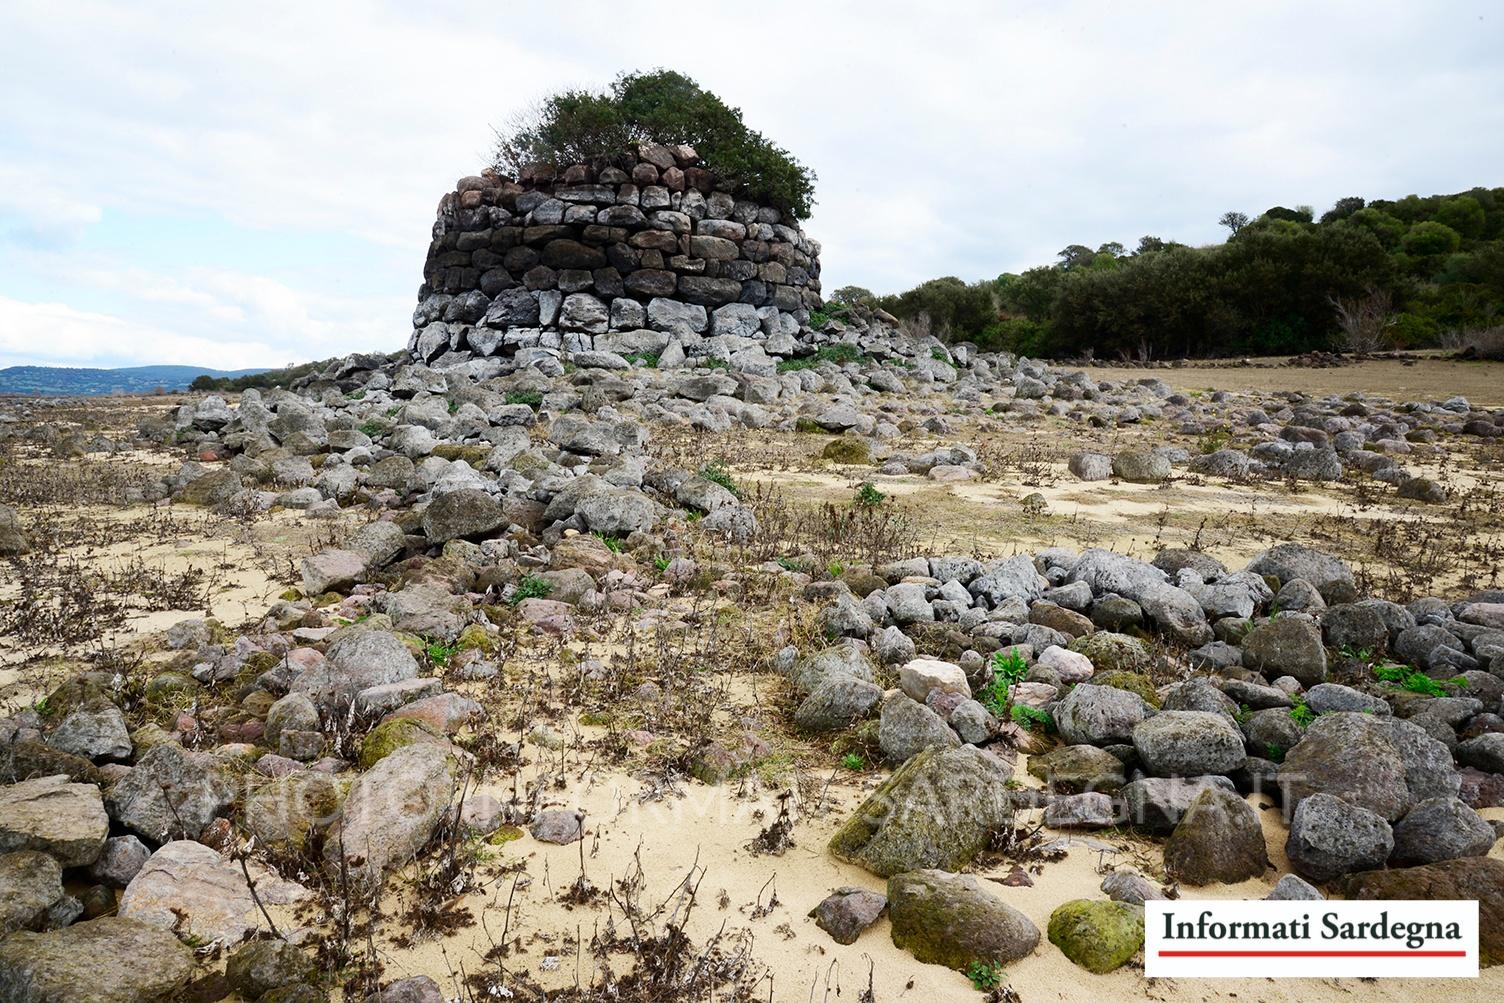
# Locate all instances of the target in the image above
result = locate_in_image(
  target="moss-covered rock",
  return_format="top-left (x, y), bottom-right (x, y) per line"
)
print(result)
top-left (358, 716), bottom-right (443, 769)
top-left (243, 772), bottom-right (351, 854)
top-left (821, 437), bottom-right (872, 464)
top-left (431, 443), bottom-right (492, 465)
top-left (1069, 632), bottom-right (1151, 676)
top-left (1089, 669), bottom-right (1160, 707)
top-left (455, 622), bottom-right (498, 654)
top-left (888, 869), bottom-right (1040, 970)
top-left (226, 938), bottom-right (315, 999)
top-left (144, 671), bottom-right (200, 707)
top-left (829, 745), bottom-right (1015, 877)
top-left (1027, 744), bottom-right (1126, 794)
top-left (1164, 787), bottom-right (1269, 885)
top-left (1047, 899), bottom-right (1144, 972)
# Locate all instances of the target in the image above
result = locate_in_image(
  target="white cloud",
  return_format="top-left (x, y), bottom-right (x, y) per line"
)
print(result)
top-left (0, 296), bottom-right (272, 370)
top-left (0, 0), bottom-right (1501, 367)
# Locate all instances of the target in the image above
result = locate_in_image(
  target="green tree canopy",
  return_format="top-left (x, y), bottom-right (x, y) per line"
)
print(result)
top-left (493, 69), bottom-right (817, 218)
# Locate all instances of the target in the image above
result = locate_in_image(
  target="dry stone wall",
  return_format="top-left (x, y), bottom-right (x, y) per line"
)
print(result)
top-left (408, 143), bottom-right (822, 367)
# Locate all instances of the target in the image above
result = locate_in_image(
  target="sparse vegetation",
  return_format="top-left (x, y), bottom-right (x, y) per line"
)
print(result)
top-left (852, 481), bottom-right (885, 508)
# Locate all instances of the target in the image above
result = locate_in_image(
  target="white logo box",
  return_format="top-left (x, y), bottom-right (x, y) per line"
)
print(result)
top-left (1146, 900), bottom-right (1479, 978)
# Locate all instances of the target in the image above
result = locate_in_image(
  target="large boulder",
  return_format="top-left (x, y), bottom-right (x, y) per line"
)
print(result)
top-left (323, 743), bottom-right (455, 891)
top-left (119, 839), bottom-right (262, 946)
top-left (793, 677), bottom-right (882, 733)
top-left (45, 705), bottom-right (132, 762)
top-left (887, 869), bottom-right (1040, 971)
top-left (0, 851), bottom-right (64, 936)
top-left (1390, 796), bottom-right (1496, 865)
top-left (788, 644), bottom-right (875, 694)
top-left (1132, 711), bottom-right (1246, 777)
top-left (105, 743), bottom-right (237, 843)
top-left (829, 745), bottom-right (1014, 877)
top-left (1241, 617), bottom-right (1328, 687)
top-left (0, 916), bottom-right (196, 1003)
top-left (968, 554), bottom-right (1046, 606)
top-left (291, 626), bottom-right (419, 710)
top-left (1047, 899), bottom-right (1144, 973)
top-left (1164, 788), bottom-right (1268, 885)
top-left (1245, 544), bottom-right (1356, 604)
top-left (1340, 857), bottom-right (1504, 966)
top-left (1067, 550), bottom-right (1166, 603)
top-left (1121, 775), bottom-right (1238, 834)
top-left (1278, 713), bottom-right (1412, 821)
top-left (1113, 451), bottom-right (1171, 483)
top-left (1286, 793), bottom-right (1394, 882)
top-left (244, 771), bottom-right (351, 855)
top-left (877, 692), bottom-right (960, 765)
top-left (1054, 683), bottom-right (1152, 746)
top-left (0, 775), bottom-right (108, 867)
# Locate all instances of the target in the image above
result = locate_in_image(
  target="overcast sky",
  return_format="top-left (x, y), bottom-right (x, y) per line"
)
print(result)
top-left (1, 1), bottom-right (1500, 370)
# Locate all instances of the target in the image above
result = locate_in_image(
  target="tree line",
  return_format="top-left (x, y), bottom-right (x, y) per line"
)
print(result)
top-left (839, 186), bottom-right (1504, 360)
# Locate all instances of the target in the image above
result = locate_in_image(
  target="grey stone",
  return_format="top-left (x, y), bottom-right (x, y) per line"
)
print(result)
top-left (0, 776), bottom-right (109, 868)
top-left (45, 705), bottom-right (131, 762)
top-left (1286, 792), bottom-right (1394, 882)
top-left (531, 809), bottom-right (584, 844)
top-left (1246, 544), bottom-right (1357, 604)
top-left (1101, 870), bottom-right (1164, 905)
top-left (1113, 451), bottom-right (1172, 483)
top-left (829, 745), bottom-right (1015, 876)
top-left (810, 887), bottom-right (886, 945)
top-left (1241, 617), bottom-right (1327, 687)
top-left (0, 851), bottom-right (64, 936)
top-left (1280, 712), bottom-right (1413, 821)
top-left (323, 743), bottom-right (455, 891)
top-left (1132, 711), bottom-right (1246, 777)
top-left (1054, 683), bottom-right (1153, 746)
top-left (421, 488), bottom-right (505, 543)
top-left (0, 916), bottom-right (196, 1003)
top-left (887, 868), bottom-right (1041, 969)
top-left (1267, 873), bottom-right (1324, 900)
top-left (794, 676), bottom-right (883, 733)
top-left (88, 835), bottom-right (151, 887)
top-left (291, 626), bottom-right (419, 710)
top-left (1120, 775), bottom-right (1238, 834)
top-left (1044, 792), bottom-right (1119, 829)
top-left (1164, 787), bottom-right (1268, 885)
top-left (878, 692), bottom-right (960, 765)
top-left (1391, 796), bottom-right (1496, 865)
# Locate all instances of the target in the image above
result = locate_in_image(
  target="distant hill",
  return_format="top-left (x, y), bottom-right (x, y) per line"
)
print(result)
top-left (0, 364), bottom-right (269, 396)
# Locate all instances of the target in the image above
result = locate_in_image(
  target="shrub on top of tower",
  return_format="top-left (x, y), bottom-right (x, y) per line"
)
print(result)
top-left (491, 69), bottom-right (817, 220)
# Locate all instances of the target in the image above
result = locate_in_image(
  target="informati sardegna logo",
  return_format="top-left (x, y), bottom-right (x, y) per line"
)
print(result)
top-left (1145, 900), bottom-right (1479, 978)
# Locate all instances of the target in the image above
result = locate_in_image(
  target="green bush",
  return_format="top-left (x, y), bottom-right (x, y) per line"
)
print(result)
top-left (509, 574), bottom-right (553, 605)
top-left (494, 69), bottom-right (816, 219)
top-left (699, 461), bottom-right (741, 499)
top-left (1402, 221), bottom-right (1462, 257)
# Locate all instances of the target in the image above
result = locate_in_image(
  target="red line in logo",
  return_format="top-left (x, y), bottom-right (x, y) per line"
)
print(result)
top-left (1157, 950), bottom-right (1468, 958)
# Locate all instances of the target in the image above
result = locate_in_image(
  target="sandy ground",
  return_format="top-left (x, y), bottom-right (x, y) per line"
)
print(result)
top-left (1081, 355), bottom-right (1504, 407)
top-left (361, 742), bottom-right (1504, 1001)
top-left (5, 377), bottom-right (1504, 1000)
